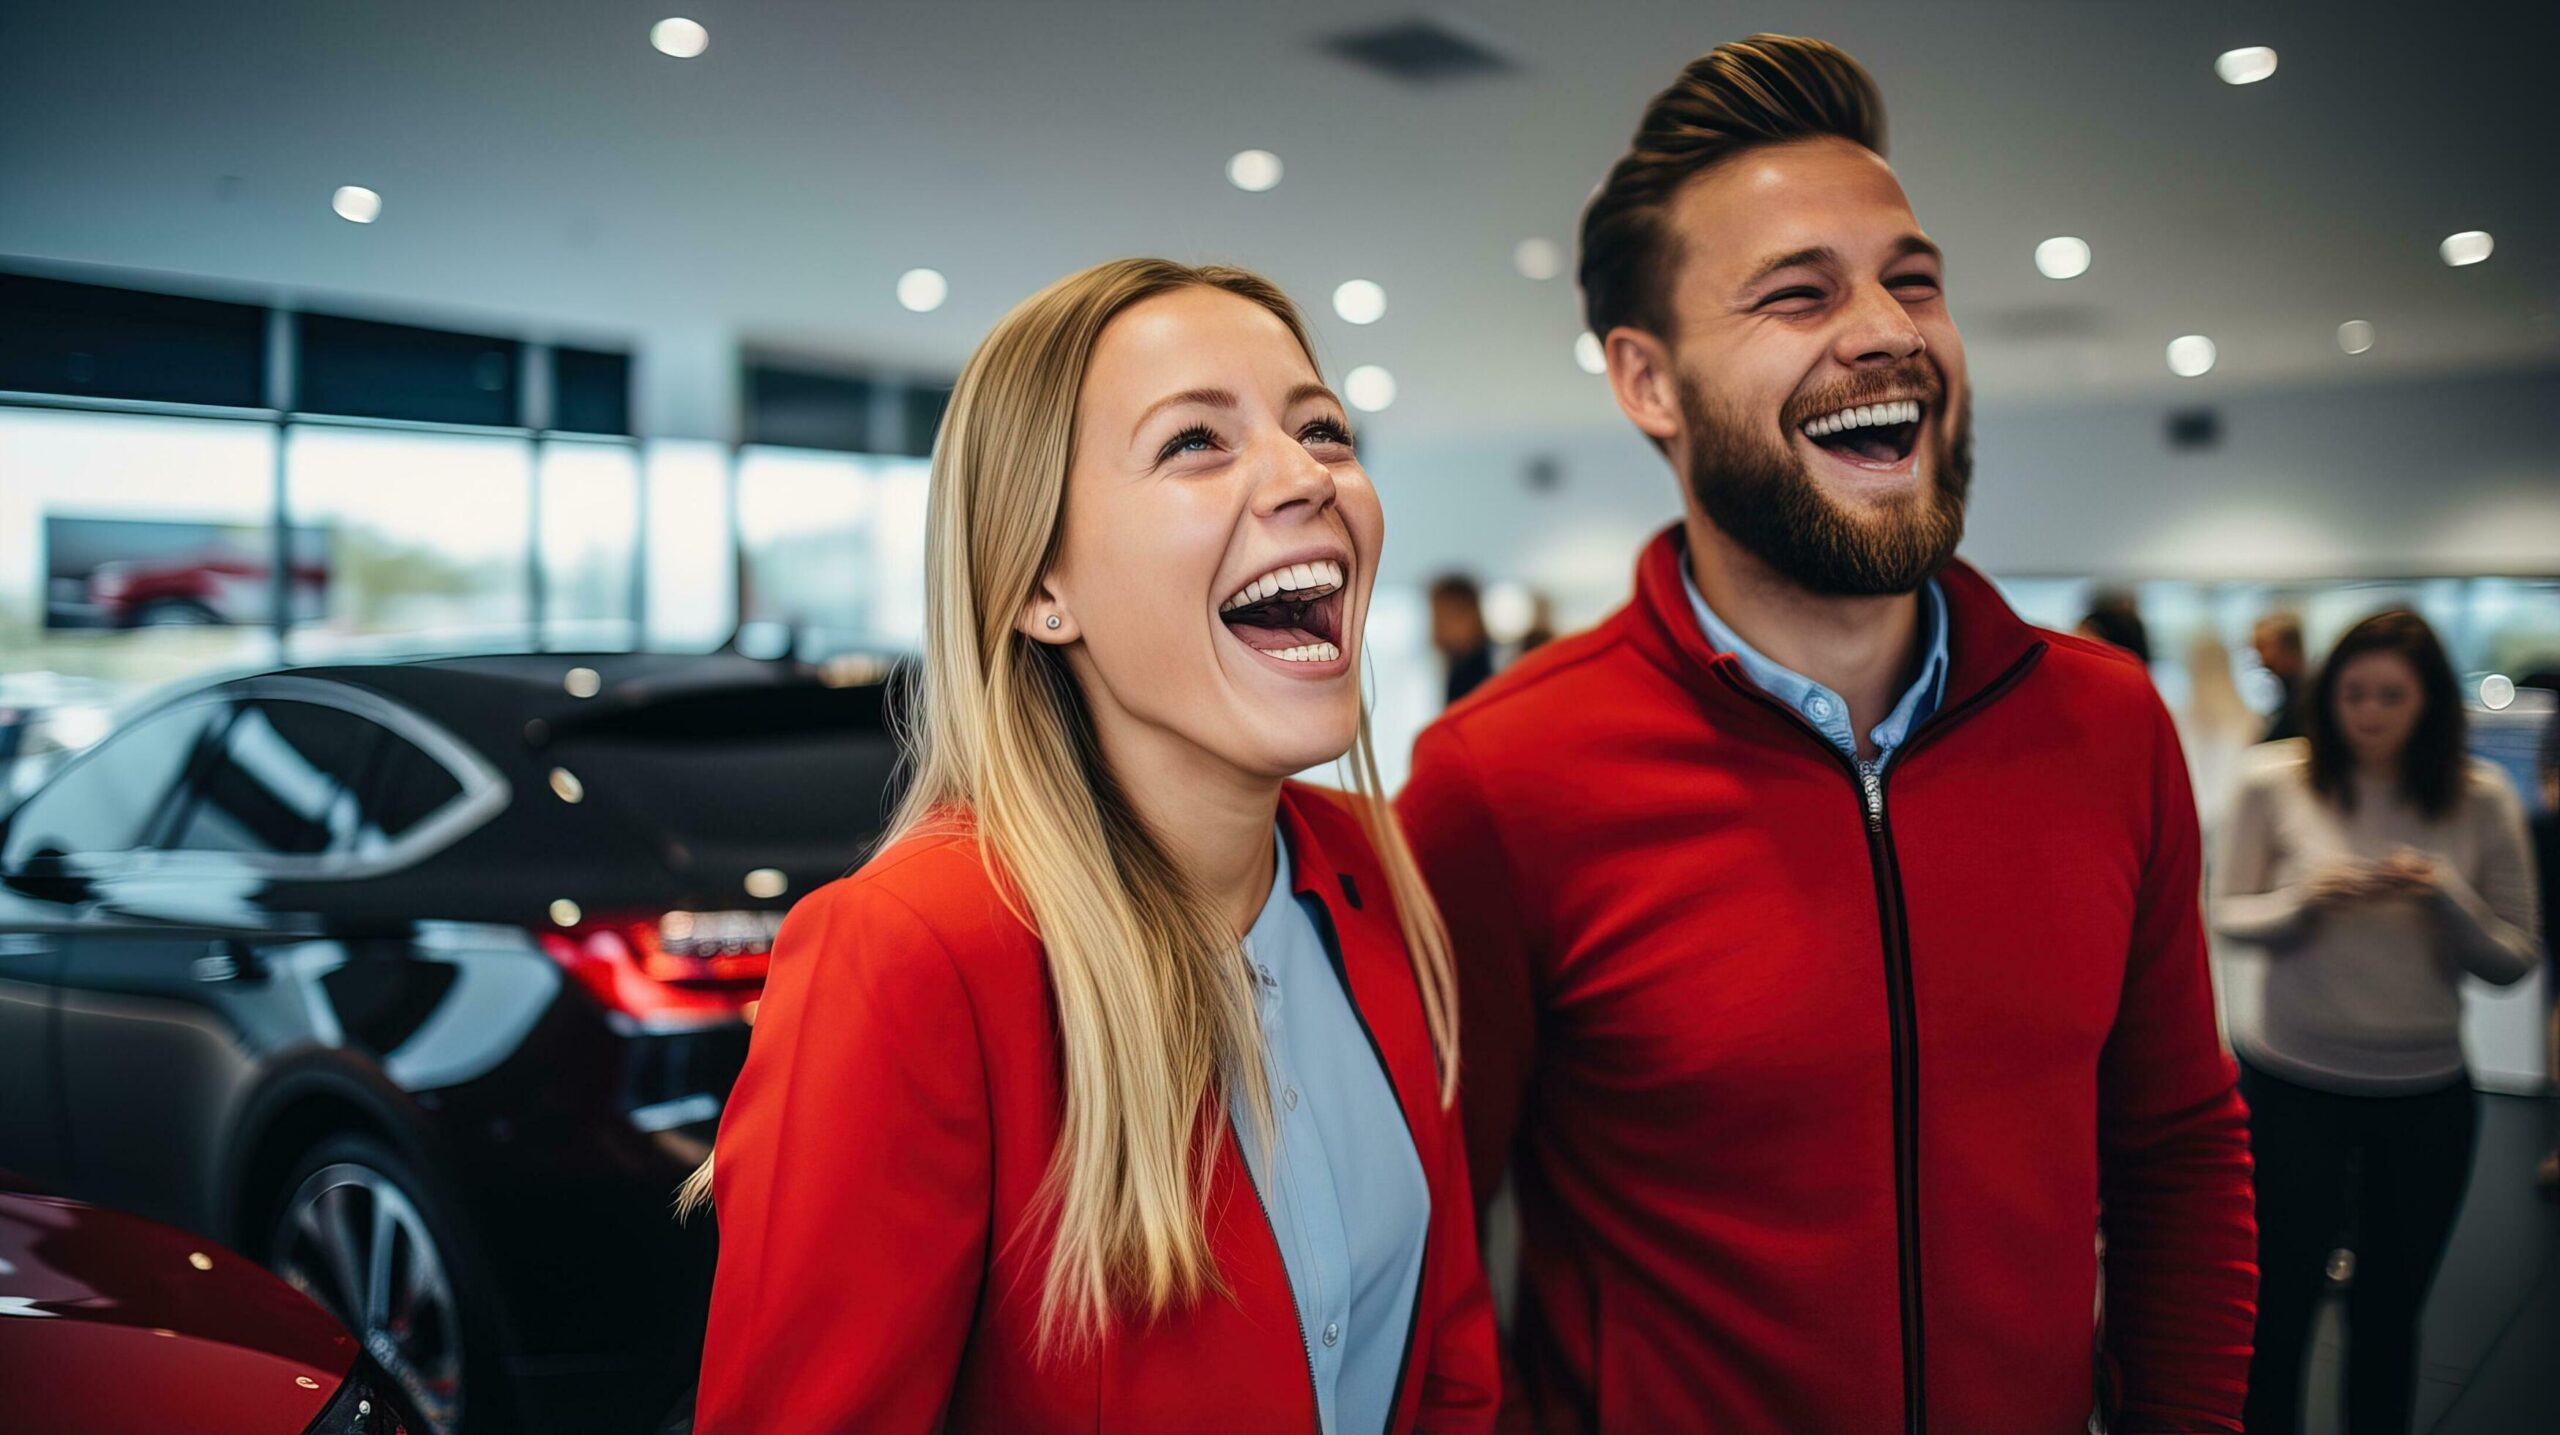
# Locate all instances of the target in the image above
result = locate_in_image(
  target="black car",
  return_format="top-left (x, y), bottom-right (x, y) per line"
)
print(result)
top-left (0, 651), bottom-right (903, 1433)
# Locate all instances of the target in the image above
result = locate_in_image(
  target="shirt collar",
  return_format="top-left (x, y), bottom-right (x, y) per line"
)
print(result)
top-left (1681, 562), bottom-right (1952, 762)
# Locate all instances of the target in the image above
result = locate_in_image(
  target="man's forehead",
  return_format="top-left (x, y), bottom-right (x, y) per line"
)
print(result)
top-left (1666, 138), bottom-right (1923, 272)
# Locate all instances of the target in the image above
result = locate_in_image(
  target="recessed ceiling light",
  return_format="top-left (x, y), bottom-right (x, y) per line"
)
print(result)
top-left (1514, 238), bottom-right (1563, 281)
top-left (651, 17), bottom-right (709, 58)
top-left (1574, 332), bottom-right (1606, 375)
top-left (331, 185), bottom-right (381, 224)
top-left (2439, 230), bottom-right (2494, 267)
top-left (2034, 236), bottom-right (2092, 280)
top-left (1345, 365), bottom-right (1396, 412)
top-left (2167, 334), bottom-right (2217, 378)
top-left (2337, 320), bottom-right (2376, 355)
top-left (1226, 149), bottom-right (1283, 192)
top-left (1333, 280), bottom-right (1386, 326)
top-left (2480, 674), bottom-right (2516, 710)
top-left (2215, 46), bottom-right (2277, 85)
top-left (897, 268), bottom-right (949, 313)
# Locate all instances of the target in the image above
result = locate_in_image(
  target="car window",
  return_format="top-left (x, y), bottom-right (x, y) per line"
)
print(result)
top-left (352, 730), bottom-right (466, 855)
top-left (163, 699), bottom-right (382, 858)
top-left (0, 702), bottom-right (223, 867)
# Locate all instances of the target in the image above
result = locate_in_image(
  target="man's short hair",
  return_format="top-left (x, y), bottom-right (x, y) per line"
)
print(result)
top-left (1579, 34), bottom-right (1886, 345)
top-left (1427, 573), bottom-right (1482, 607)
top-left (2254, 613), bottom-right (2305, 658)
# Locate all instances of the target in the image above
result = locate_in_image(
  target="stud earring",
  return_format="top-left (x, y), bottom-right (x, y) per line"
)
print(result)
top-left (1046, 615), bottom-right (1062, 630)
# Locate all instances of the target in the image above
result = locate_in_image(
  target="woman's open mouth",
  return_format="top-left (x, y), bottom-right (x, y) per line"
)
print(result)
top-left (1800, 398), bottom-right (1926, 470)
top-left (1217, 558), bottom-right (1348, 667)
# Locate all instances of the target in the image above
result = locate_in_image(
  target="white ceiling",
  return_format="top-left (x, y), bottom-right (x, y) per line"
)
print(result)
top-left (4, 0), bottom-right (2555, 441)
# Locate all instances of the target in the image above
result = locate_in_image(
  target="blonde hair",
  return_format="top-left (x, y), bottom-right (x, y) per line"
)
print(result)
top-left (677, 258), bottom-right (1457, 1354)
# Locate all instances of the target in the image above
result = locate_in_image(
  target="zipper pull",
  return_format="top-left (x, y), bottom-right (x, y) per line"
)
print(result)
top-left (1858, 760), bottom-right (1886, 831)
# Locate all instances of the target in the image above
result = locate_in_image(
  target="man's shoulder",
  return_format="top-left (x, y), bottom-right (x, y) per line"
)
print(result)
top-left (1419, 609), bottom-right (1651, 752)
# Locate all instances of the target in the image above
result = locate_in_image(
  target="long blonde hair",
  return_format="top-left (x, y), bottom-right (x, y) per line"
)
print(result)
top-left (678, 258), bottom-right (1457, 1353)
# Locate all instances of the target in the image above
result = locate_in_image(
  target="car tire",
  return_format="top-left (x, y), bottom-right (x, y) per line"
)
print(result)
top-left (263, 1132), bottom-right (507, 1435)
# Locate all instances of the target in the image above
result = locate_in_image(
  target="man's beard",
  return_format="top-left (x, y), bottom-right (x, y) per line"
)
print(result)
top-left (1681, 364), bottom-right (1973, 597)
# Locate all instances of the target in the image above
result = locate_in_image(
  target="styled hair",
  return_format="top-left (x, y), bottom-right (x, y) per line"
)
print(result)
top-left (1579, 34), bottom-right (1886, 343)
top-left (2306, 609), bottom-right (2467, 818)
top-left (2254, 612), bottom-right (2306, 661)
top-left (678, 259), bottom-right (1457, 1356)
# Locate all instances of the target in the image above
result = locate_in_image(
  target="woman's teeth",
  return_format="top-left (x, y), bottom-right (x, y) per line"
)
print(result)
top-left (1267, 642), bottom-right (1342, 663)
top-left (1219, 559), bottom-right (1345, 612)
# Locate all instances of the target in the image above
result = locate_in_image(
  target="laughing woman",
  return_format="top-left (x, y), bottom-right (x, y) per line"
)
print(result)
top-left (689, 260), bottom-right (1499, 1435)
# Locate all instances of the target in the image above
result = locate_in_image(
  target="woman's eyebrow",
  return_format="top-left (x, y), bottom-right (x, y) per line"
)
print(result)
top-left (1128, 387), bottom-right (1236, 443)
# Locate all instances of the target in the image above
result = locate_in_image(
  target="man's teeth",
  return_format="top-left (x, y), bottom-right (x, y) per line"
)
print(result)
top-left (1267, 642), bottom-right (1342, 663)
top-left (1801, 399), bottom-right (1923, 439)
top-left (1219, 558), bottom-right (1346, 612)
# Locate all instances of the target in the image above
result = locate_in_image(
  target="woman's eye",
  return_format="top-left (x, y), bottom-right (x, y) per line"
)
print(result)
top-left (1300, 419), bottom-right (1357, 450)
top-left (1156, 425), bottom-right (1219, 463)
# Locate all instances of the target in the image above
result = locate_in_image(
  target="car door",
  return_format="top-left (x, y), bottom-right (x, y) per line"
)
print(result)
top-left (51, 692), bottom-right (385, 1231)
top-left (0, 698), bottom-right (228, 1191)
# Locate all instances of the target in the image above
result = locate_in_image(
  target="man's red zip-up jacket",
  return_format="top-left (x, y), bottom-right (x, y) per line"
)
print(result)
top-left (1399, 528), bottom-right (2256, 1434)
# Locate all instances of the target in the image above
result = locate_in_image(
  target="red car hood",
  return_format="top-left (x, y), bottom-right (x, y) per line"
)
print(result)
top-left (0, 1185), bottom-right (356, 1435)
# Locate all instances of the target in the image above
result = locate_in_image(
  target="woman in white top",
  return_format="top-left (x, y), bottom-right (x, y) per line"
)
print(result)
top-left (2212, 609), bottom-right (2541, 1435)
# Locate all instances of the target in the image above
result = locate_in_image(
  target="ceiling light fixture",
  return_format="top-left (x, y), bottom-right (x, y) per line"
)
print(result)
top-left (1333, 280), bottom-right (1387, 325)
top-left (897, 268), bottom-right (949, 313)
top-left (2215, 46), bottom-right (2277, 85)
top-left (2167, 334), bottom-right (2217, 378)
top-left (331, 186), bottom-right (381, 224)
top-left (2439, 230), bottom-right (2494, 267)
top-left (2337, 320), bottom-right (2376, 355)
top-left (2034, 236), bottom-right (2092, 280)
top-left (1514, 238), bottom-right (1563, 281)
top-left (1226, 150), bottom-right (1283, 192)
top-left (651, 18), bottom-right (709, 58)
top-left (1345, 365), bottom-right (1396, 412)
top-left (1574, 332), bottom-right (1606, 375)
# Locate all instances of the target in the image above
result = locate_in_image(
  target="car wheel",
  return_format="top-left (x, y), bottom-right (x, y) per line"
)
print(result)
top-left (266, 1133), bottom-right (489, 1435)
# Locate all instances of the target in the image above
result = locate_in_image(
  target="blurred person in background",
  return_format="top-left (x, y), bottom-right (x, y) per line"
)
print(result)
top-left (2531, 685), bottom-right (2560, 1197)
top-left (692, 260), bottom-right (1497, 1434)
top-left (1429, 572), bottom-right (1497, 706)
top-left (1516, 590), bottom-right (1559, 655)
top-left (2212, 610), bottom-right (2542, 1434)
top-left (2181, 631), bottom-right (2263, 851)
top-left (2076, 587), bottom-right (2153, 668)
top-left (2255, 612), bottom-right (2311, 744)
top-left (1399, 34), bottom-right (2253, 1435)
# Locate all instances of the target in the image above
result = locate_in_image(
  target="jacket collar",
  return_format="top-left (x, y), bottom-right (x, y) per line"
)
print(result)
top-left (1625, 523), bottom-right (2043, 722)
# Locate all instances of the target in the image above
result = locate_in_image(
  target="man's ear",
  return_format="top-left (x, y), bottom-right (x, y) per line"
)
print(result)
top-left (1605, 326), bottom-right (1683, 447)
top-left (1014, 575), bottom-right (1077, 645)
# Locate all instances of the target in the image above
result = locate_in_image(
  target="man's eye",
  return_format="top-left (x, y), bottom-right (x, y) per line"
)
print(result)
top-left (1764, 287), bottom-right (1823, 307)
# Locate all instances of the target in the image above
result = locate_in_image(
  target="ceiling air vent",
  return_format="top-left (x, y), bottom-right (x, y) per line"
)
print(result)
top-left (1319, 16), bottom-right (1516, 85)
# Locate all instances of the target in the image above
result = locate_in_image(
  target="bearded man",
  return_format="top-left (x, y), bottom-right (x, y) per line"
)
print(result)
top-left (1399, 35), bottom-right (2256, 1435)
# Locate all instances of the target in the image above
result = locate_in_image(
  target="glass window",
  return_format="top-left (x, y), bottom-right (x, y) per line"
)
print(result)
top-left (641, 439), bottom-right (736, 653)
top-left (735, 448), bottom-right (929, 659)
top-left (0, 409), bottom-right (281, 721)
top-left (0, 700), bottom-right (222, 866)
top-left (284, 425), bottom-right (533, 649)
top-left (354, 730), bottom-right (465, 855)
top-left (164, 699), bottom-right (380, 857)
top-left (537, 438), bottom-right (641, 648)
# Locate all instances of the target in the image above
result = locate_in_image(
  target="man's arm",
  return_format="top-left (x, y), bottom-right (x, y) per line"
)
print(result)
top-left (2097, 699), bottom-right (2257, 1433)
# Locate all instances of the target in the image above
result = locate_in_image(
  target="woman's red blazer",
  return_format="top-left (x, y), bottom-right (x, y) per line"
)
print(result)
top-left (695, 781), bottom-right (1501, 1434)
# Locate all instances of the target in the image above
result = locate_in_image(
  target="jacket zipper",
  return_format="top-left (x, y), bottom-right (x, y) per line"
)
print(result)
top-left (1711, 642), bottom-right (2043, 1435)
top-left (1240, 1162), bottom-right (1325, 1435)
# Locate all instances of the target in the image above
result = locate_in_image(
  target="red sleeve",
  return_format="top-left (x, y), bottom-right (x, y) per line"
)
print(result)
top-left (696, 880), bottom-right (991, 1435)
top-left (2097, 698), bottom-right (2257, 1432)
top-left (1397, 724), bottom-right (1539, 1214)
top-left (1418, 1088), bottom-right (1502, 1433)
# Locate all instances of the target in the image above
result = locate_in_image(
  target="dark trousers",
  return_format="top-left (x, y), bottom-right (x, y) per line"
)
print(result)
top-left (2239, 1057), bottom-right (2479, 1434)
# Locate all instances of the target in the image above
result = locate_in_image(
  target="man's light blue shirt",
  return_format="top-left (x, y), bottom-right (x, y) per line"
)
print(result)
top-left (1682, 566), bottom-right (1952, 768)
top-left (1227, 828), bottom-right (1429, 1435)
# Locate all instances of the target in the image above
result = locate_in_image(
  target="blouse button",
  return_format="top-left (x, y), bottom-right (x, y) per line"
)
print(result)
top-left (1322, 1322), bottom-right (1340, 1347)
top-left (1284, 1086), bottom-right (1300, 1111)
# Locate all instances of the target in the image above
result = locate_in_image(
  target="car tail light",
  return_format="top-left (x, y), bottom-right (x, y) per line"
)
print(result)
top-left (539, 909), bottom-right (783, 1028)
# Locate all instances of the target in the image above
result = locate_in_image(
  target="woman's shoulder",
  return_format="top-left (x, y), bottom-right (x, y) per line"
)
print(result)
top-left (2460, 756), bottom-right (2527, 813)
top-left (2235, 736), bottom-right (2313, 791)
top-left (787, 825), bottom-right (1042, 984)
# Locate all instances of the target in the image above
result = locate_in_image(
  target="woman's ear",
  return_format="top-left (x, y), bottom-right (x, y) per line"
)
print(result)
top-left (1015, 578), bottom-right (1078, 645)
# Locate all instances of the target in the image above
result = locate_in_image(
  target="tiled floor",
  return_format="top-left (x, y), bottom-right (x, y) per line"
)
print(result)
top-left (2298, 1091), bottom-right (2557, 1435)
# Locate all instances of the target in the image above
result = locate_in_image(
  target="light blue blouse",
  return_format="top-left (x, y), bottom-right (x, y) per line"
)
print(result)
top-left (1226, 827), bottom-right (1430, 1435)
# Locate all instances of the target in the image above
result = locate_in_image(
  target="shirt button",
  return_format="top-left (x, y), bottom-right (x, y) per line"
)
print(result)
top-left (1256, 964), bottom-right (1276, 988)
top-left (1283, 1086), bottom-right (1299, 1111)
top-left (1322, 1322), bottom-right (1340, 1347)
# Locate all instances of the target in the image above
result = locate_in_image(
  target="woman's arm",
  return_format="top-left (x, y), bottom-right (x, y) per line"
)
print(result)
top-left (696, 881), bottom-right (992, 1435)
top-left (2419, 775), bottom-right (2544, 985)
top-left (2208, 765), bottom-right (2318, 946)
